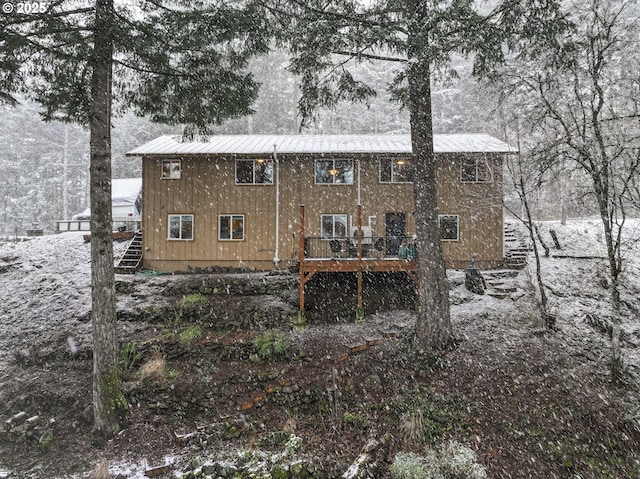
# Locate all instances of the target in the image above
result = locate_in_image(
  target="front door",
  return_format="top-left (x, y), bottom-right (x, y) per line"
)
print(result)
top-left (385, 213), bottom-right (406, 255)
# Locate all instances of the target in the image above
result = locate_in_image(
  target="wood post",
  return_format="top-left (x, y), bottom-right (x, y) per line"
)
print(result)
top-left (356, 205), bottom-right (364, 323)
top-left (299, 205), bottom-right (306, 314)
top-left (296, 203), bottom-right (416, 325)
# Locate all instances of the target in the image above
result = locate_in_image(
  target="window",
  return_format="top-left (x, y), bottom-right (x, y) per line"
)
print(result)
top-left (321, 214), bottom-right (348, 238)
top-left (219, 214), bottom-right (245, 240)
top-left (315, 159), bottom-right (354, 184)
top-left (461, 158), bottom-right (492, 182)
top-left (235, 159), bottom-right (273, 184)
top-left (168, 214), bottom-right (193, 240)
top-left (380, 158), bottom-right (413, 183)
top-left (162, 159), bottom-right (182, 179)
top-left (439, 215), bottom-right (459, 241)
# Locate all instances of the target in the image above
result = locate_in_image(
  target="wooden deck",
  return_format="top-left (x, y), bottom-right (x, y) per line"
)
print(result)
top-left (297, 205), bottom-right (418, 320)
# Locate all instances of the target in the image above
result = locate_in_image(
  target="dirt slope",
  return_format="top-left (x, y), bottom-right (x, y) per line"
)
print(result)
top-left (0, 225), bottom-right (639, 478)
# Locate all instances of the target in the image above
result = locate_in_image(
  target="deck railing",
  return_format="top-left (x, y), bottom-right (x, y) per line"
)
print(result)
top-left (296, 204), bottom-right (419, 318)
top-left (55, 216), bottom-right (142, 233)
top-left (303, 235), bottom-right (417, 261)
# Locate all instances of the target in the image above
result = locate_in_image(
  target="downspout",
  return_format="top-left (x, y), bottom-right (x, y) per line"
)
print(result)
top-left (273, 144), bottom-right (280, 268)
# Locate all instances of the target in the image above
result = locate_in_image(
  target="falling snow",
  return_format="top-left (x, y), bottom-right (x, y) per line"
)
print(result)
top-left (0, 217), bottom-right (638, 477)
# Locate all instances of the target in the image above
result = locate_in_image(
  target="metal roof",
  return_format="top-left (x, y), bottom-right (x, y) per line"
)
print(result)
top-left (126, 133), bottom-right (515, 157)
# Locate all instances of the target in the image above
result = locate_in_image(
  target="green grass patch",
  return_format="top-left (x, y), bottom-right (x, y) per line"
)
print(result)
top-left (179, 325), bottom-right (202, 343)
top-left (253, 332), bottom-right (289, 360)
top-left (179, 293), bottom-right (208, 309)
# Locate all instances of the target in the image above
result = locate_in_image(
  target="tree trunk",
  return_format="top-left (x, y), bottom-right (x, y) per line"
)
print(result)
top-left (517, 175), bottom-right (551, 329)
top-left (597, 195), bottom-right (623, 377)
top-left (407, 1), bottom-right (452, 351)
top-left (89, 0), bottom-right (120, 437)
top-left (63, 125), bottom-right (69, 219)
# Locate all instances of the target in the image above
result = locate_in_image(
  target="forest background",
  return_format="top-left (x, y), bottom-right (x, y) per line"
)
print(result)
top-left (1, 50), bottom-right (573, 236)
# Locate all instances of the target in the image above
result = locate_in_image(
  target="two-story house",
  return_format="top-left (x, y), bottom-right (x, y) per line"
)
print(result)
top-left (126, 134), bottom-right (514, 274)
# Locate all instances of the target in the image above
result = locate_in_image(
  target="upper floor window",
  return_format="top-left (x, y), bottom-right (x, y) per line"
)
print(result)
top-left (380, 158), bottom-right (413, 183)
top-left (438, 215), bottom-right (459, 241)
top-left (168, 214), bottom-right (193, 240)
top-left (162, 159), bottom-right (182, 179)
top-left (315, 159), bottom-right (354, 184)
top-left (219, 214), bottom-right (245, 241)
top-left (461, 158), bottom-right (492, 182)
top-left (236, 159), bottom-right (273, 184)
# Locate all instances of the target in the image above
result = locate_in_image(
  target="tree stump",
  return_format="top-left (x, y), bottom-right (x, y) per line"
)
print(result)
top-left (465, 267), bottom-right (486, 295)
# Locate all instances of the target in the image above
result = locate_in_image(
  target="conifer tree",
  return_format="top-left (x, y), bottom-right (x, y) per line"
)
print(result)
top-left (267, 0), bottom-right (571, 351)
top-left (1, 0), bottom-right (270, 437)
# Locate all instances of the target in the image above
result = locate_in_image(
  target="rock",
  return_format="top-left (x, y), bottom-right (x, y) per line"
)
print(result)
top-left (465, 268), bottom-right (486, 295)
top-left (82, 405), bottom-right (94, 424)
top-left (4, 412), bottom-right (27, 431)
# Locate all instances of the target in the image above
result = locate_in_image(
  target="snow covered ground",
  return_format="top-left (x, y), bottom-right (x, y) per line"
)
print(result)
top-left (532, 218), bottom-right (640, 379)
top-left (0, 219), bottom-right (638, 478)
top-left (0, 219), bottom-right (638, 382)
top-left (0, 233), bottom-right (134, 379)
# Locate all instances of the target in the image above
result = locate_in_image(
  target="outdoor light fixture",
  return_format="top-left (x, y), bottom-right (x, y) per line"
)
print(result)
top-left (396, 159), bottom-right (406, 165)
top-left (256, 158), bottom-right (266, 163)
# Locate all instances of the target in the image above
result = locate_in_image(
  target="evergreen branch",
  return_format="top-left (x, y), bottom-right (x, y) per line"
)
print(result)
top-left (1, 7), bottom-right (93, 28)
top-left (18, 35), bottom-right (89, 63)
top-left (141, 0), bottom-right (177, 13)
top-left (24, 26), bottom-right (92, 39)
top-left (258, 0), bottom-right (403, 32)
top-left (334, 50), bottom-right (406, 63)
top-left (112, 58), bottom-right (188, 78)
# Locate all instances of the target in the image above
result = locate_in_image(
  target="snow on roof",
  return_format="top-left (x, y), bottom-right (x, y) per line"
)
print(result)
top-left (112, 178), bottom-right (142, 206)
top-left (126, 134), bottom-right (516, 157)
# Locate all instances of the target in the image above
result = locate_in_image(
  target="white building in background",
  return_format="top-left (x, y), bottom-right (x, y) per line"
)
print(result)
top-left (56, 178), bottom-right (142, 232)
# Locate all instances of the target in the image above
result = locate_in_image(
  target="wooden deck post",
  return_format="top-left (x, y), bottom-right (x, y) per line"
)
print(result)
top-left (297, 205), bottom-right (307, 327)
top-left (356, 204), bottom-right (364, 324)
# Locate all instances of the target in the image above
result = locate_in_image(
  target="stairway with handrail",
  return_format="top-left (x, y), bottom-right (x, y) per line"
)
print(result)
top-left (115, 230), bottom-right (143, 273)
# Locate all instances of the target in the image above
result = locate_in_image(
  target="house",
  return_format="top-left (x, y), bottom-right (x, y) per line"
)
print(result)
top-left (126, 134), bottom-right (514, 274)
top-left (57, 178), bottom-right (142, 232)
top-left (109, 177), bottom-right (143, 223)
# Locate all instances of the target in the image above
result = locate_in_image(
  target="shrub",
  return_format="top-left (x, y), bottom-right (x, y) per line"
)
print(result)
top-left (285, 434), bottom-right (302, 456)
top-left (390, 441), bottom-right (487, 479)
top-left (400, 401), bottom-right (446, 446)
top-left (180, 325), bottom-right (202, 343)
top-left (39, 430), bottom-right (54, 451)
top-left (440, 441), bottom-right (487, 479)
top-left (395, 389), bottom-right (469, 447)
top-left (120, 341), bottom-right (140, 373)
top-left (93, 459), bottom-right (110, 479)
top-left (253, 332), bottom-right (289, 360)
top-left (140, 356), bottom-right (167, 382)
top-left (343, 411), bottom-right (370, 429)
top-left (389, 452), bottom-right (429, 479)
top-left (179, 293), bottom-right (208, 309)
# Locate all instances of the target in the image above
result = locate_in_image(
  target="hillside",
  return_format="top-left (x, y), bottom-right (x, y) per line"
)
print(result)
top-left (0, 220), bottom-right (639, 479)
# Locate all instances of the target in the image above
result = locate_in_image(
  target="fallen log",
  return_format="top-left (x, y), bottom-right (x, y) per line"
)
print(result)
top-left (342, 434), bottom-right (390, 479)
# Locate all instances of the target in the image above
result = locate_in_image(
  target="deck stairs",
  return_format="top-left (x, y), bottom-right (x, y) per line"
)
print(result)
top-left (115, 230), bottom-right (143, 273)
top-left (503, 221), bottom-right (532, 269)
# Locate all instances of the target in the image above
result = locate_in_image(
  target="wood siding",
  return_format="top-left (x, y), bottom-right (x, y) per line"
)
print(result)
top-left (141, 153), bottom-right (504, 272)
